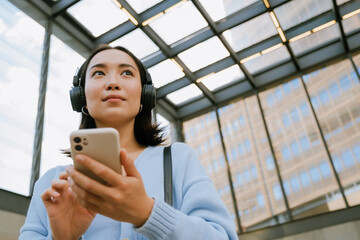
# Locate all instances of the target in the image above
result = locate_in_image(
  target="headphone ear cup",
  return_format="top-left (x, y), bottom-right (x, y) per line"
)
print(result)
top-left (69, 86), bottom-right (86, 112)
top-left (141, 84), bottom-right (156, 110)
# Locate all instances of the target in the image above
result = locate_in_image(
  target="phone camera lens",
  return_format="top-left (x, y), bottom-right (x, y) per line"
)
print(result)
top-left (74, 137), bottom-right (81, 143)
top-left (75, 145), bottom-right (82, 151)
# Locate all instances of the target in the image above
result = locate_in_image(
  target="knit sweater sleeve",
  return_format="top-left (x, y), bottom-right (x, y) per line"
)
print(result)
top-left (19, 166), bottom-right (64, 240)
top-left (135, 143), bottom-right (239, 240)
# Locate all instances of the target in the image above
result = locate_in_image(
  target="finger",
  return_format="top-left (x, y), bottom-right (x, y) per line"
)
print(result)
top-left (66, 165), bottom-right (109, 197)
top-left (74, 154), bottom-right (120, 185)
top-left (51, 179), bottom-right (70, 191)
top-left (59, 171), bottom-right (69, 180)
top-left (71, 183), bottom-right (103, 207)
top-left (41, 188), bottom-right (60, 202)
top-left (121, 149), bottom-right (141, 179)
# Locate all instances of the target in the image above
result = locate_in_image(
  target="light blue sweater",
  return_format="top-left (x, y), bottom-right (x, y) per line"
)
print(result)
top-left (20, 142), bottom-right (239, 239)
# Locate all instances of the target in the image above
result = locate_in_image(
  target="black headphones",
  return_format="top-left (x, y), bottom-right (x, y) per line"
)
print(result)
top-left (69, 61), bottom-right (156, 113)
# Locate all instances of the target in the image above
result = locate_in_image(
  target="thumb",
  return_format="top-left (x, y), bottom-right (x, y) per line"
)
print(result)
top-left (121, 149), bottom-right (141, 178)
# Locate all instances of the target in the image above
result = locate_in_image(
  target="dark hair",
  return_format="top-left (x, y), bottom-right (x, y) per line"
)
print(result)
top-left (77, 44), bottom-right (165, 146)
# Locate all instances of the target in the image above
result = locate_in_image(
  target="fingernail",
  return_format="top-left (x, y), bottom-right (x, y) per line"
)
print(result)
top-left (53, 191), bottom-right (60, 197)
top-left (76, 155), bottom-right (84, 162)
top-left (66, 166), bottom-right (73, 174)
top-left (67, 176), bottom-right (74, 186)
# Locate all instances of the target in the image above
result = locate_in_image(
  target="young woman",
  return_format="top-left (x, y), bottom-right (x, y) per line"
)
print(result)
top-left (19, 44), bottom-right (238, 240)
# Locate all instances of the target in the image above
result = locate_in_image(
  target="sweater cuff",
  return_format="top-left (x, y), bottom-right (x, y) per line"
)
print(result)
top-left (135, 198), bottom-right (178, 239)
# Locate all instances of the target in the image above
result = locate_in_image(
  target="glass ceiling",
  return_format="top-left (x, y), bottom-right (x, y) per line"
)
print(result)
top-left (37, 0), bottom-right (360, 120)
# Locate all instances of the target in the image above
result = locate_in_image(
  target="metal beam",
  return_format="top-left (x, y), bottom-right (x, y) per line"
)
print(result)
top-left (51, 0), bottom-right (79, 17)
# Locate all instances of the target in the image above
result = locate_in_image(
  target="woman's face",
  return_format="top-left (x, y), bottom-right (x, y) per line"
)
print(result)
top-left (84, 49), bottom-right (142, 125)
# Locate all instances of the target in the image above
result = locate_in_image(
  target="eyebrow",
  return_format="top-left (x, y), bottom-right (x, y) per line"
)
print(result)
top-left (88, 63), bottom-right (137, 72)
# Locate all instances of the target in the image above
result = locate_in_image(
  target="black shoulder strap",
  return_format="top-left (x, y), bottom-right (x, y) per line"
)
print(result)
top-left (163, 145), bottom-right (173, 206)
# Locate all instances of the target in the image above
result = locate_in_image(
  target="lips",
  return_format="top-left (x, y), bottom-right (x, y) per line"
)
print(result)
top-left (103, 94), bottom-right (125, 101)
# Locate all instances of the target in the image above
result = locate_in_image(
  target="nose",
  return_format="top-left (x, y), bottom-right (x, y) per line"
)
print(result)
top-left (105, 74), bottom-right (121, 90)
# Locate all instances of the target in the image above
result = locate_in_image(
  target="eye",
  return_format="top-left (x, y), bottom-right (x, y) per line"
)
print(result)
top-left (92, 70), bottom-right (105, 77)
top-left (121, 70), bottom-right (133, 76)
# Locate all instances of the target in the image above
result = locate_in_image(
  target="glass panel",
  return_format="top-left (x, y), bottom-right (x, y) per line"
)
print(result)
top-left (178, 36), bottom-right (229, 72)
top-left (40, 36), bottom-right (85, 176)
top-left (260, 77), bottom-right (346, 220)
top-left (199, 0), bottom-right (258, 22)
top-left (290, 23), bottom-right (340, 56)
top-left (148, 59), bottom-right (184, 88)
top-left (354, 53), bottom-right (360, 72)
top-left (218, 97), bottom-right (286, 231)
top-left (67, 0), bottom-right (128, 37)
top-left (336, 0), bottom-right (351, 5)
top-left (183, 112), bottom-right (237, 230)
top-left (149, 1), bottom-right (208, 45)
top-left (223, 13), bottom-right (277, 52)
top-left (304, 59), bottom-right (360, 207)
top-left (166, 84), bottom-right (203, 105)
top-left (0, 1), bottom-right (44, 195)
top-left (201, 65), bottom-right (244, 91)
top-left (126, 0), bottom-right (163, 14)
top-left (110, 28), bottom-right (159, 60)
top-left (342, 14), bottom-right (360, 35)
top-left (156, 113), bottom-right (171, 145)
top-left (275, 0), bottom-right (332, 30)
top-left (243, 45), bottom-right (290, 74)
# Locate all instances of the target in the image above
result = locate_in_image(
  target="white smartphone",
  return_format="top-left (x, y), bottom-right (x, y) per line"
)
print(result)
top-left (69, 128), bottom-right (121, 184)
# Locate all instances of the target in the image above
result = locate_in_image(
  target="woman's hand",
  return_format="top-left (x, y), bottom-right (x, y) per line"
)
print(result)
top-left (41, 171), bottom-right (96, 240)
top-left (66, 149), bottom-right (155, 227)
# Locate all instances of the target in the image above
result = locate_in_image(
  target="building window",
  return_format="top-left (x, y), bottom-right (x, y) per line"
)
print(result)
top-left (318, 89), bottom-right (330, 105)
top-left (353, 144), bottom-right (360, 162)
top-left (267, 94), bottom-right (275, 106)
top-left (250, 164), bottom-right (258, 179)
top-left (339, 75), bottom-right (352, 91)
top-left (213, 160), bottom-right (219, 172)
top-left (282, 146), bottom-right (292, 161)
top-left (291, 78), bottom-right (301, 88)
top-left (219, 156), bottom-right (225, 167)
top-left (265, 155), bottom-right (275, 170)
top-left (332, 154), bottom-right (343, 173)
top-left (257, 192), bottom-right (265, 208)
top-left (310, 95), bottom-right (320, 109)
top-left (282, 112), bottom-right (291, 128)
top-left (243, 168), bottom-right (251, 183)
top-left (244, 139), bottom-right (251, 152)
top-left (319, 161), bottom-right (332, 179)
top-left (299, 136), bottom-right (310, 152)
top-left (309, 166), bottom-right (321, 183)
top-left (236, 173), bottom-right (243, 187)
top-left (275, 87), bottom-right (283, 101)
top-left (328, 83), bottom-right (341, 98)
top-left (231, 147), bottom-right (237, 161)
top-left (290, 140), bottom-right (301, 157)
top-left (299, 101), bottom-right (310, 117)
top-left (238, 143), bottom-right (245, 156)
top-left (283, 180), bottom-right (291, 196)
top-left (300, 171), bottom-right (311, 188)
top-left (290, 107), bottom-right (300, 123)
top-left (239, 115), bottom-right (245, 127)
top-left (341, 150), bottom-right (355, 168)
top-left (290, 175), bottom-right (301, 193)
top-left (273, 184), bottom-right (283, 200)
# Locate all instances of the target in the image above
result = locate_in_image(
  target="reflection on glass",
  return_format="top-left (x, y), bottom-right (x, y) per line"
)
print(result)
top-left (40, 36), bottom-right (85, 176)
top-left (148, 59), bottom-right (184, 88)
top-left (275, 0), bottom-right (332, 30)
top-left (166, 84), bottom-right (203, 105)
top-left (218, 96), bottom-right (285, 231)
top-left (67, 0), bottom-right (128, 37)
top-left (198, 0), bottom-right (258, 22)
top-left (304, 59), bottom-right (360, 207)
top-left (243, 46), bottom-right (290, 74)
top-left (0, 1), bottom-right (44, 196)
top-left (223, 13), bottom-right (277, 52)
top-left (110, 28), bottom-right (159, 60)
top-left (149, 1), bottom-right (208, 45)
top-left (126, 0), bottom-right (163, 13)
top-left (290, 24), bottom-right (340, 56)
top-left (178, 36), bottom-right (229, 72)
top-left (342, 14), bottom-right (360, 34)
top-left (260, 77), bottom-right (347, 219)
top-left (336, 0), bottom-right (351, 5)
top-left (183, 112), bottom-right (237, 230)
top-left (201, 65), bottom-right (244, 91)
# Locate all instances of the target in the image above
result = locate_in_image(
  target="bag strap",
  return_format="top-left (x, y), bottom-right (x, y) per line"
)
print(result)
top-left (163, 145), bottom-right (173, 206)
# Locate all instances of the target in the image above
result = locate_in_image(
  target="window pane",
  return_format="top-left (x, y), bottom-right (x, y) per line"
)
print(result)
top-left (40, 36), bottom-right (84, 176)
top-left (243, 45), bottom-right (290, 74)
top-left (110, 28), bottom-right (159, 60)
top-left (0, 1), bottom-right (44, 195)
top-left (218, 97), bottom-right (285, 231)
top-left (223, 13), bottom-right (277, 52)
top-left (148, 59), bottom-right (184, 88)
top-left (166, 84), bottom-right (203, 105)
top-left (342, 13), bottom-right (360, 35)
top-left (304, 59), bottom-right (360, 206)
top-left (67, 0), bottom-right (128, 37)
top-left (199, 0), bottom-right (258, 22)
top-left (183, 112), bottom-right (237, 230)
top-left (274, 0), bottom-right (332, 30)
top-left (178, 36), bottom-right (229, 72)
top-left (126, 0), bottom-right (163, 14)
top-left (259, 77), bottom-right (346, 220)
top-left (149, 1), bottom-right (208, 45)
top-left (201, 65), bottom-right (244, 91)
top-left (290, 23), bottom-right (340, 56)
